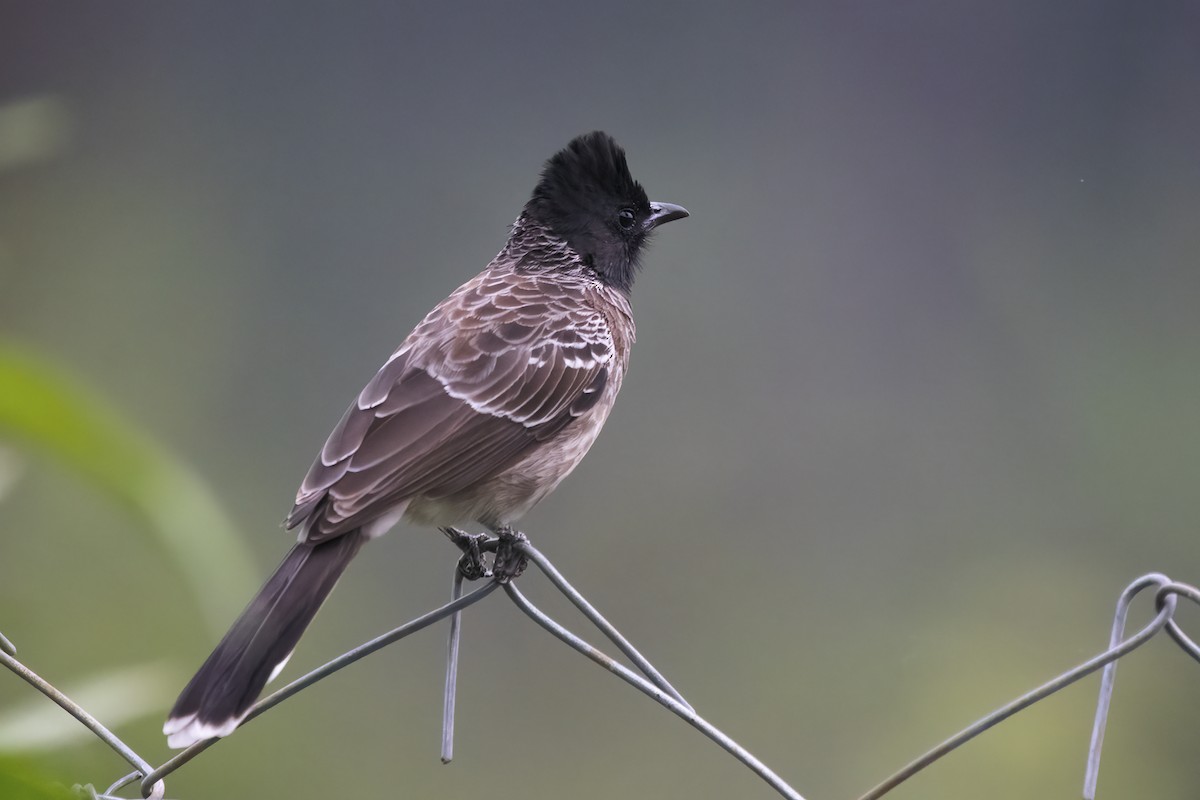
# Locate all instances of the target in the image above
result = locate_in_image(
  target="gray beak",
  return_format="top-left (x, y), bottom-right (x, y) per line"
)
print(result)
top-left (645, 201), bottom-right (690, 230)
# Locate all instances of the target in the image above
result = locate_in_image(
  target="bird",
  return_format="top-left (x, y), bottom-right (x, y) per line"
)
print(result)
top-left (163, 131), bottom-right (689, 749)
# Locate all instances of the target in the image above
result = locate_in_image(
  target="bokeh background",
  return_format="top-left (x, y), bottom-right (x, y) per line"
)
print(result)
top-left (2, 3), bottom-right (1199, 798)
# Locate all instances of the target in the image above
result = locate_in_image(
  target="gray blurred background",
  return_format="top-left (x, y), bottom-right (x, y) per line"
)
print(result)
top-left (2, 2), bottom-right (1199, 798)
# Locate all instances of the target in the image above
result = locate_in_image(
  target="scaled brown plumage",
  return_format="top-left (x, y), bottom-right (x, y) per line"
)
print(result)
top-left (165, 131), bottom-right (688, 749)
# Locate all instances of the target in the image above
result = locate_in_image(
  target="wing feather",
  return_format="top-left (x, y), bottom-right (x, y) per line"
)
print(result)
top-left (287, 269), bottom-right (617, 541)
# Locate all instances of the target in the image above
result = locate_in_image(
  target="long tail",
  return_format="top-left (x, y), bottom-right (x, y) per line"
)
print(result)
top-left (163, 531), bottom-right (365, 749)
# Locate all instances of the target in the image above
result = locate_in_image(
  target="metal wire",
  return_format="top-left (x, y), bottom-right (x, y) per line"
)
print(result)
top-left (441, 568), bottom-right (467, 764)
top-left (138, 578), bottom-right (500, 796)
top-left (859, 572), bottom-right (1181, 800)
top-left (503, 580), bottom-right (806, 800)
top-left (1080, 578), bottom-right (1200, 799)
top-left (439, 538), bottom-right (693, 763)
top-left (104, 770), bottom-right (142, 795)
top-left (1161, 582), bottom-right (1200, 663)
top-left (518, 541), bottom-right (695, 713)
top-left (1082, 573), bottom-right (1172, 800)
top-left (0, 637), bottom-right (164, 798)
top-left (3, 559), bottom-right (1198, 800)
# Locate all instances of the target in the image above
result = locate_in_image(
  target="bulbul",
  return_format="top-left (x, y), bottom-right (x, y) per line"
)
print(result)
top-left (163, 131), bottom-right (688, 749)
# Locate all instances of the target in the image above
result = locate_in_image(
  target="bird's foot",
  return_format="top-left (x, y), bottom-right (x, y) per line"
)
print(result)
top-left (441, 527), bottom-right (492, 581)
top-left (492, 526), bottom-right (529, 583)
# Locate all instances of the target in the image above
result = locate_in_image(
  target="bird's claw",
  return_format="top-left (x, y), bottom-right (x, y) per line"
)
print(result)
top-left (441, 527), bottom-right (492, 581)
top-left (441, 526), bottom-right (529, 582)
top-left (492, 527), bottom-right (529, 583)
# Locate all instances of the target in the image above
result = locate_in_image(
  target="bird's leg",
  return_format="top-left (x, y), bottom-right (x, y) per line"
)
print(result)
top-left (440, 527), bottom-right (493, 581)
top-left (491, 525), bottom-right (529, 583)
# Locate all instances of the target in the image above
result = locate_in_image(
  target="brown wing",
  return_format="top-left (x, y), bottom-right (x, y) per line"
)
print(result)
top-left (286, 268), bottom-right (614, 542)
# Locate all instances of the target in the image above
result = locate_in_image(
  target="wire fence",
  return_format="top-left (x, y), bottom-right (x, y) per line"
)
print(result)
top-left (1, 538), bottom-right (1196, 800)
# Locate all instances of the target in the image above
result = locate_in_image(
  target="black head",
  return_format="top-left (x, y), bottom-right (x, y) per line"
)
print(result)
top-left (525, 131), bottom-right (688, 293)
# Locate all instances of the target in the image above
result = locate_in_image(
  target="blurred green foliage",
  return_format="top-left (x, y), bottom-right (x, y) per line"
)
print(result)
top-left (0, 343), bottom-right (257, 793)
top-left (0, 757), bottom-right (74, 800)
top-left (0, 343), bottom-right (255, 633)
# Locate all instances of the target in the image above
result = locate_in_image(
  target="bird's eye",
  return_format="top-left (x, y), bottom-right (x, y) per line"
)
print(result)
top-left (617, 208), bottom-right (636, 230)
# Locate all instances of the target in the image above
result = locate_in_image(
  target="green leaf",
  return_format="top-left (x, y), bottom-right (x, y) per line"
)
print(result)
top-left (0, 342), bottom-right (257, 635)
top-left (0, 757), bottom-right (75, 800)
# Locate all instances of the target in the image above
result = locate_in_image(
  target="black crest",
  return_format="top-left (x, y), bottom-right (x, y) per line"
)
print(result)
top-left (525, 132), bottom-right (654, 293)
